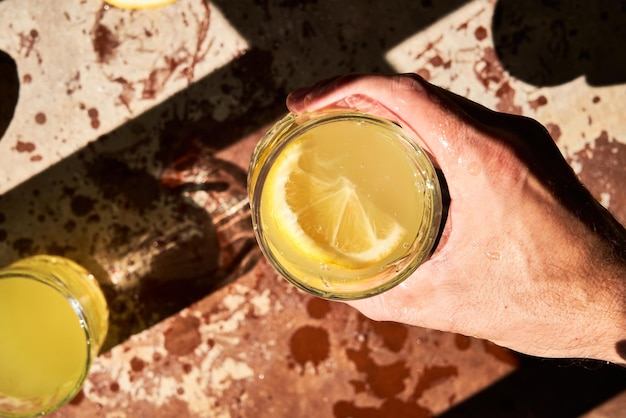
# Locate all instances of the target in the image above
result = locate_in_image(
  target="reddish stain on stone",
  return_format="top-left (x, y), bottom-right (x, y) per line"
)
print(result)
top-left (163, 315), bottom-right (202, 356)
top-left (34, 112), bottom-right (46, 124)
top-left (495, 81), bottom-right (522, 115)
top-left (592, 96), bottom-right (601, 104)
top-left (88, 107), bottom-right (100, 129)
top-left (429, 55), bottom-right (444, 67)
top-left (141, 56), bottom-right (185, 99)
top-left (546, 122), bottom-right (562, 142)
top-left (130, 357), bottom-right (145, 373)
top-left (474, 26), bottom-right (488, 41)
top-left (416, 68), bottom-right (431, 81)
top-left (370, 321), bottom-right (408, 353)
top-left (570, 132), bottom-right (626, 225)
top-left (474, 47), bottom-right (505, 89)
top-left (412, 364), bottom-right (459, 400)
top-left (12, 237), bottom-right (33, 256)
top-left (70, 195), bottom-right (95, 217)
top-left (482, 340), bottom-right (519, 367)
top-left (182, 363), bottom-right (193, 374)
top-left (23, 74), bottom-right (32, 83)
top-left (69, 389), bottom-right (85, 405)
top-left (454, 334), bottom-right (471, 351)
top-left (15, 140), bottom-right (35, 153)
top-left (113, 77), bottom-right (134, 112)
top-left (93, 24), bottom-right (120, 63)
top-left (346, 340), bottom-right (409, 398)
top-left (18, 29), bottom-right (39, 60)
top-left (306, 297), bottom-right (331, 319)
top-left (289, 325), bottom-right (330, 370)
top-left (528, 95), bottom-right (548, 110)
top-left (334, 398), bottom-right (431, 418)
top-left (30, 155), bottom-right (42, 162)
top-left (110, 382), bottom-right (120, 392)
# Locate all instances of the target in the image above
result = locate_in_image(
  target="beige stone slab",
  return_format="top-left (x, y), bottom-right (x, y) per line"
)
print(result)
top-left (0, 0), bottom-right (247, 194)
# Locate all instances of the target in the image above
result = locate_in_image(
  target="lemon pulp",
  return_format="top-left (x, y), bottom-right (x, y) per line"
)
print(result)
top-left (259, 117), bottom-right (428, 292)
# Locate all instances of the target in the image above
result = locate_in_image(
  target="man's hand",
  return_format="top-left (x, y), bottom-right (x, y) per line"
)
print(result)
top-left (287, 73), bottom-right (626, 364)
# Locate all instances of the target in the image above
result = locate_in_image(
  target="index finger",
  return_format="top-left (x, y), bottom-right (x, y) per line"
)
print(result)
top-left (286, 73), bottom-right (470, 171)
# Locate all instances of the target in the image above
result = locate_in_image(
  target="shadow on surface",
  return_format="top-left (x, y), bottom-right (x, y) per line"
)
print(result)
top-left (492, 0), bottom-right (626, 87)
top-left (0, 0), bottom-right (471, 350)
top-left (0, 49), bottom-right (19, 141)
top-left (438, 356), bottom-right (626, 418)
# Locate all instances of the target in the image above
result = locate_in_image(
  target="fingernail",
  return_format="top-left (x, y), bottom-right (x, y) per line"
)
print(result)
top-left (287, 85), bottom-right (313, 102)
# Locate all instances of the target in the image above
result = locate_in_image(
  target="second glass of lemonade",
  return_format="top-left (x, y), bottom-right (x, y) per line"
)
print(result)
top-left (248, 110), bottom-right (442, 300)
top-left (0, 255), bottom-right (109, 417)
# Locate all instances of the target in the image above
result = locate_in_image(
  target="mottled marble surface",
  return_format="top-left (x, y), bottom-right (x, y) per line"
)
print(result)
top-left (0, 0), bottom-right (625, 417)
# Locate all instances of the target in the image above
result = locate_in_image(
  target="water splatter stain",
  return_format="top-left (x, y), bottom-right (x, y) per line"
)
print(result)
top-left (346, 339), bottom-right (409, 398)
top-left (570, 132), bottom-right (626, 224)
top-left (14, 140), bottom-right (35, 153)
top-left (35, 112), bottom-right (46, 124)
top-left (163, 315), bottom-right (202, 356)
top-left (12, 238), bottom-right (33, 256)
top-left (70, 195), bottom-right (96, 217)
top-left (412, 364), bottom-right (459, 400)
top-left (289, 325), bottom-right (330, 371)
top-left (334, 398), bottom-right (431, 418)
top-left (370, 321), bottom-right (408, 353)
top-left (495, 81), bottom-right (522, 115)
top-left (130, 357), bottom-right (145, 373)
top-left (482, 340), bottom-right (519, 366)
top-left (454, 334), bottom-right (471, 351)
top-left (528, 95), bottom-right (548, 110)
top-left (69, 389), bottom-right (85, 406)
top-left (93, 24), bottom-right (119, 64)
top-left (546, 122), bottom-right (562, 142)
top-left (474, 26), bottom-right (488, 40)
top-left (18, 29), bottom-right (39, 60)
top-left (88, 107), bottom-right (100, 129)
top-left (306, 297), bottom-right (331, 319)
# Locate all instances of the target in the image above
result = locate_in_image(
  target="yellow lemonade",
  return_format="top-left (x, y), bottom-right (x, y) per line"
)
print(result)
top-left (249, 111), bottom-right (442, 299)
top-left (0, 256), bottom-right (109, 417)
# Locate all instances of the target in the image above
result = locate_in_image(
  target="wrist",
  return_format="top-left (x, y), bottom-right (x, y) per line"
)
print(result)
top-left (581, 251), bottom-right (626, 365)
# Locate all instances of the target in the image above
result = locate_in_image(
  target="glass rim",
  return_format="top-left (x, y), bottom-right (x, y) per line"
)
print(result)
top-left (248, 109), bottom-right (443, 300)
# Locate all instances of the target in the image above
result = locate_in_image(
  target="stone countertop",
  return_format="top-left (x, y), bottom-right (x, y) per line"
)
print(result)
top-left (0, 0), bottom-right (625, 417)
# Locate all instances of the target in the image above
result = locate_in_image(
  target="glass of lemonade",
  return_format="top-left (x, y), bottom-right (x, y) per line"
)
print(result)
top-left (0, 255), bottom-right (109, 417)
top-left (248, 110), bottom-right (442, 300)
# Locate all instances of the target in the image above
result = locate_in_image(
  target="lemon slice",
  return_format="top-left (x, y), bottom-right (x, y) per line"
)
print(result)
top-left (106, 0), bottom-right (177, 9)
top-left (265, 140), bottom-right (406, 268)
